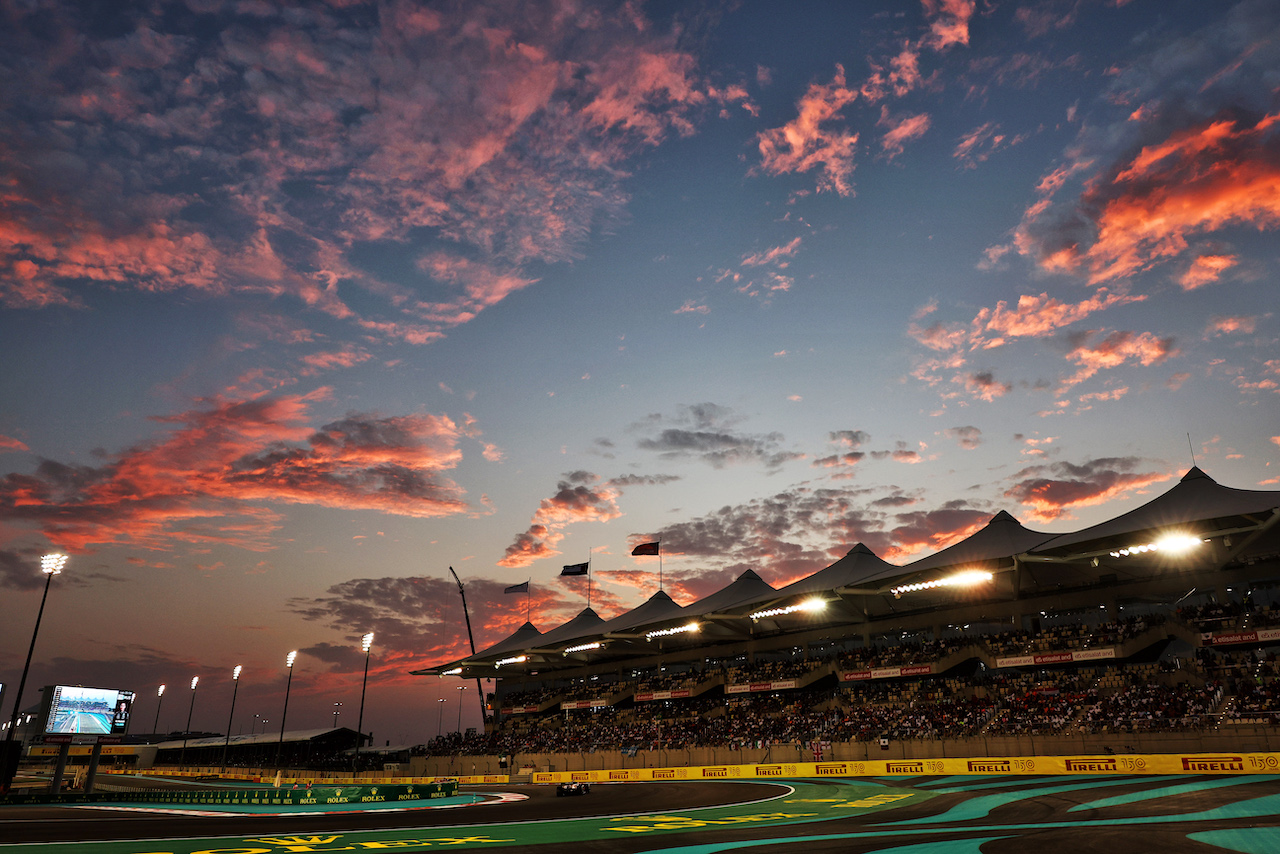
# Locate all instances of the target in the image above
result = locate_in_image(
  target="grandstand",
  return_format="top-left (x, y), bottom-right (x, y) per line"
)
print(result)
top-left (410, 467), bottom-right (1280, 776)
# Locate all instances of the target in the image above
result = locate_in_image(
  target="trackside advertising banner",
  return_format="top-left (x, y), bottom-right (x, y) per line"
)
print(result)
top-left (726, 679), bottom-right (798, 694)
top-left (523, 752), bottom-right (1280, 784)
top-left (994, 648), bottom-right (1117, 668)
top-left (560, 699), bottom-right (609, 710)
top-left (842, 664), bottom-right (934, 681)
top-left (635, 689), bottom-right (692, 702)
top-left (1203, 628), bottom-right (1280, 646)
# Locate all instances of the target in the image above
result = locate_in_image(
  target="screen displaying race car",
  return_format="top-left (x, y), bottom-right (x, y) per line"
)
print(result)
top-left (556, 781), bottom-right (591, 796)
top-left (43, 685), bottom-right (135, 735)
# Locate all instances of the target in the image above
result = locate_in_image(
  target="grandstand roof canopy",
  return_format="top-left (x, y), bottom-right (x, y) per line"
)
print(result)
top-left (411, 467), bottom-right (1280, 679)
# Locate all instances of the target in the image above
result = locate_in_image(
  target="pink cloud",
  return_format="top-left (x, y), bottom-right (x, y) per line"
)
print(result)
top-left (755, 65), bottom-right (860, 196)
top-left (975, 289), bottom-right (1145, 342)
top-left (1019, 113), bottom-right (1280, 283)
top-left (741, 237), bottom-right (803, 267)
top-left (922, 0), bottom-right (976, 51)
top-left (1180, 254), bottom-right (1238, 290)
top-left (1060, 329), bottom-right (1178, 390)
top-left (879, 108), bottom-right (932, 160)
top-left (1005, 457), bottom-right (1172, 522)
top-left (499, 472), bottom-right (622, 568)
top-left (0, 393), bottom-right (470, 553)
top-left (0, 435), bottom-right (30, 453)
top-left (1204, 315), bottom-right (1259, 337)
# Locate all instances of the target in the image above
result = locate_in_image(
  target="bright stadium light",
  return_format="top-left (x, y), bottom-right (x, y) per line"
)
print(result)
top-left (563, 642), bottom-right (603, 655)
top-left (441, 667), bottom-right (463, 676)
top-left (646, 622), bottom-right (700, 640)
top-left (891, 569), bottom-right (994, 598)
top-left (494, 655), bottom-right (527, 668)
top-left (362, 632), bottom-right (375, 653)
top-left (1109, 533), bottom-right (1206, 559)
top-left (750, 598), bottom-right (828, 621)
top-left (2, 554), bottom-right (69, 791)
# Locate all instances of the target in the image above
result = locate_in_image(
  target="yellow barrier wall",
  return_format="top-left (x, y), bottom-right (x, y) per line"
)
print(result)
top-left (516, 752), bottom-right (1280, 783)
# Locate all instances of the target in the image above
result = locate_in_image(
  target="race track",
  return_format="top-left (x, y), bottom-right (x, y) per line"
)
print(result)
top-left (3, 775), bottom-right (1280, 854)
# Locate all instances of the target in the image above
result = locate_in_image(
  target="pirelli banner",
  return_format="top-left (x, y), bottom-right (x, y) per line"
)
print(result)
top-left (528, 753), bottom-right (1280, 784)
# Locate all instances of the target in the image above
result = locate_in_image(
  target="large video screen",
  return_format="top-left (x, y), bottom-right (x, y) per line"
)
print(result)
top-left (43, 685), bottom-right (135, 735)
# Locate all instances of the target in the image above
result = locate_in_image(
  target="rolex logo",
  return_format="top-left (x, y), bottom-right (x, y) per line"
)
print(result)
top-left (247, 837), bottom-right (342, 846)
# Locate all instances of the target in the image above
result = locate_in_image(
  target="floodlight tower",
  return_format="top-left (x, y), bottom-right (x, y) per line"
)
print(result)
top-left (354, 632), bottom-right (373, 771)
top-left (275, 651), bottom-right (298, 769)
top-left (221, 666), bottom-right (242, 772)
top-left (153, 684), bottom-right (166, 733)
top-left (1, 554), bottom-right (67, 792)
top-left (179, 676), bottom-right (199, 766)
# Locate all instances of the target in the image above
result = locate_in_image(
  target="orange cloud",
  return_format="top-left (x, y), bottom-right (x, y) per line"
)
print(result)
top-left (1021, 113), bottom-right (1280, 283)
top-left (755, 65), bottom-right (860, 195)
top-left (1005, 458), bottom-right (1172, 522)
top-left (1204, 315), bottom-right (1259, 337)
top-left (975, 289), bottom-right (1145, 342)
top-left (499, 472), bottom-right (622, 568)
top-left (960, 371), bottom-right (1011, 401)
top-left (1180, 254), bottom-right (1238, 290)
top-left (1060, 329), bottom-right (1178, 390)
top-left (0, 435), bottom-right (29, 453)
top-left (0, 394), bottom-right (470, 552)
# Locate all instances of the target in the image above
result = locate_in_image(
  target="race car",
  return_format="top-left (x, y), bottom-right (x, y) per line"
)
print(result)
top-left (556, 781), bottom-right (590, 796)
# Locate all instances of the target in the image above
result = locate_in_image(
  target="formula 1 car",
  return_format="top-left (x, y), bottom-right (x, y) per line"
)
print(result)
top-left (556, 781), bottom-right (590, 796)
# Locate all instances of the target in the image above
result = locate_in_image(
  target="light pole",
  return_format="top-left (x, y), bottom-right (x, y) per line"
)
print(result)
top-left (456, 685), bottom-right (466, 734)
top-left (436, 697), bottom-right (445, 739)
top-left (332, 702), bottom-right (342, 728)
top-left (275, 651), bottom-right (297, 769)
top-left (153, 684), bottom-right (166, 734)
top-left (179, 676), bottom-right (199, 766)
top-left (354, 632), bottom-right (373, 772)
top-left (1, 553), bottom-right (67, 793)
top-left (221, 665), bottom-right (242, 773)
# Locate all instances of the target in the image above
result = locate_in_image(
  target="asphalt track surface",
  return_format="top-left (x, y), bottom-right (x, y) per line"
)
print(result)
top-left (4, 775), bottom-right (1280, 853)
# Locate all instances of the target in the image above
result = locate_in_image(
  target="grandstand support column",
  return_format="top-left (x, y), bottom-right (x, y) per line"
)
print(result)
top-left (1012, 556), bottom-right (1023, 600)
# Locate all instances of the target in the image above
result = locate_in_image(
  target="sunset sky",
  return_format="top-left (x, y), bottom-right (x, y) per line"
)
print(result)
top-left (1, 0), bottom-right (1277, 746)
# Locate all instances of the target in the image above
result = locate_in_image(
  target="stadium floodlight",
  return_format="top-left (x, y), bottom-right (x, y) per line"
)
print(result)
top-left (276, 651), bottom-right (299, 769)
top-left (354, 633), bottom-right (374, 771)
top-left (750, 598), bottom-right (827, 621)
top-left (2, 554), bottom-right (68, 790)
top-left (494, 655), bottom-right (527, 668)
top-left (222, 666), bottom-right (243, 772)
top-left (441, 667), bottom-right (463, 676)
top-left (179, 676), bottom-right (199, 766)
top-left (646, 622), bottom-right (700, 640)
top-left (563, 642), bottom-right (603, 655)
top-left (891, 569), bottom-right (994, 598)
top-left (1109, 533), bottom-right (1206, 559)
top-left (153, 684), bottom-right (166, 733)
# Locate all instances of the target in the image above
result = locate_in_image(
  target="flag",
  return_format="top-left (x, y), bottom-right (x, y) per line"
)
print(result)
top-left (631, 541), bottom-right (660, 556)
top-left (560, 562), bottom-right (589, 576)
top-left (504, 581), bottom-right (529, 594)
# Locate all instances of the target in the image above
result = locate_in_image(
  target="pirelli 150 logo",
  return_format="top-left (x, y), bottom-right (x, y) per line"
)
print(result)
top-left (967, 760), bottom-right (1012, 772)
top-left (1182, 755), bottom-right (1245, 771)
top-left (1065, 758), bottom-right (1117, 772)
top-left (886, 761), bottom-right (924, 773)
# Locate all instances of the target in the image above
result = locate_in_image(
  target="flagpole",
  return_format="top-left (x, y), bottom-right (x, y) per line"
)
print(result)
top-left (659, 542), bottom-right (663, 591)
top-left (587, 549), bottom-right (592, 610)
top-left (525, 579), bottom-right (530, 622)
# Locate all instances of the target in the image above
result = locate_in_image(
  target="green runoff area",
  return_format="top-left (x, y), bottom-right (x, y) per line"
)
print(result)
top-left (0, 779), bottom-right (919, 854)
